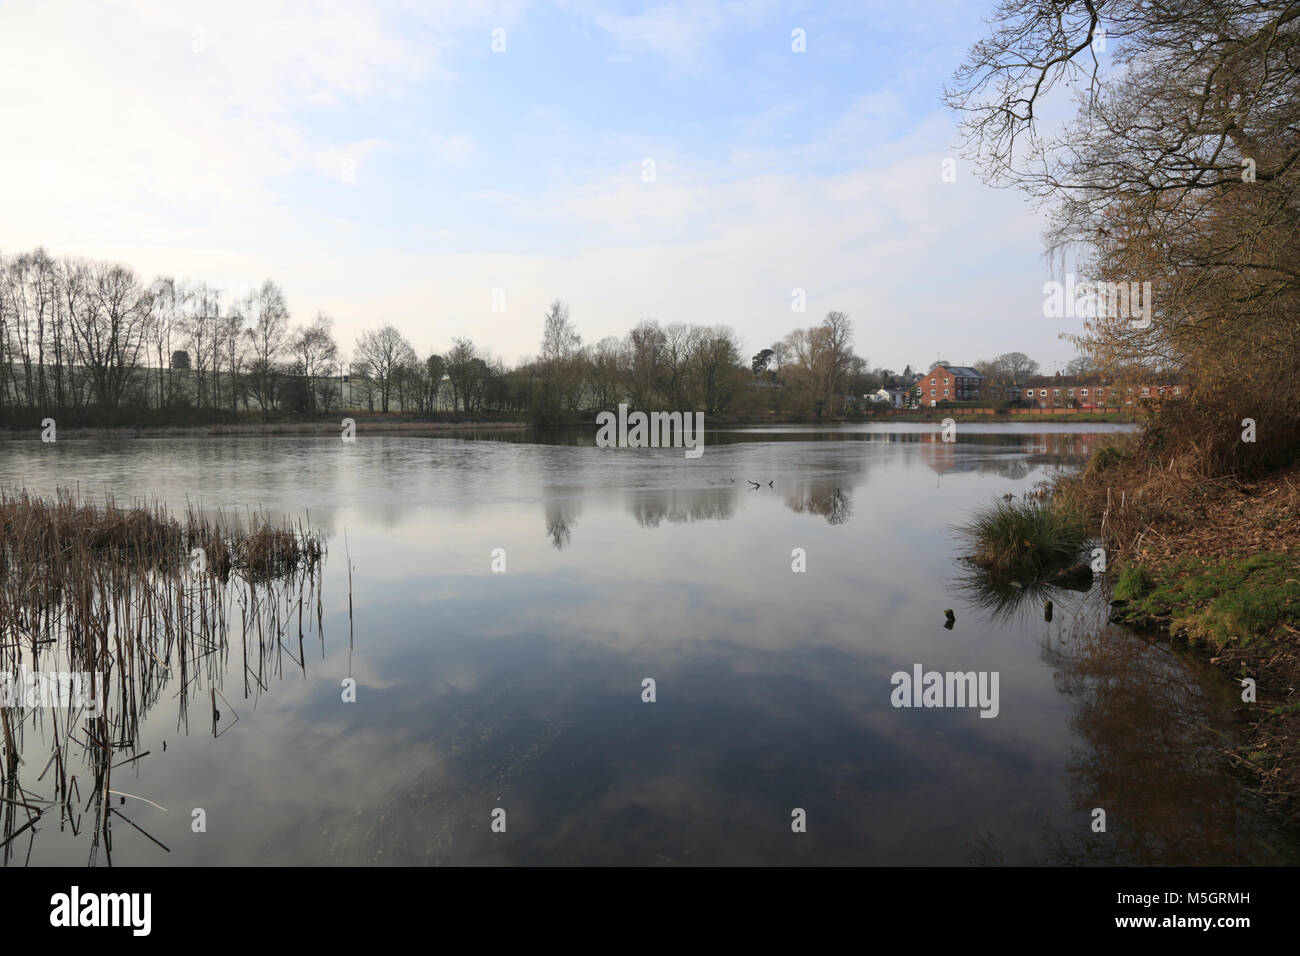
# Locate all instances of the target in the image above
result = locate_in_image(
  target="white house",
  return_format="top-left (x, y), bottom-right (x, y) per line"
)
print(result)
top-left (868, 387), bottom-right (906, 408)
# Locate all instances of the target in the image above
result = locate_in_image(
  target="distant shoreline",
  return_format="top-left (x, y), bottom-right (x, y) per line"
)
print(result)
top-left (0, 410), bottom-right (1140, 440)
top-left (0, 419), bottom-right (531, 440)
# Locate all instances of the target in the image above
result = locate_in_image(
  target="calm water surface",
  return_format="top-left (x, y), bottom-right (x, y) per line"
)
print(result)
top-left (2, 423), bottom-right (1293, 865)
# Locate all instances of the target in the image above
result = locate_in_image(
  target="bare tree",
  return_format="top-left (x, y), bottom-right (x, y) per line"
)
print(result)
top-left (821, 311), bottom-right (855, 414)
top-left (444, 337), bottom-right (485, 413)
top-left (690, 325), bottom-right (744, 414)
top-left (1065, 355), bottom-right (1099, 377)
top-left (353, 324), bottom-right (415, 413)
top-left (779, 313), bottom-right (858, 418)
top-left (587, 336), bottom-right (622, 411)
top-left (247, 279), bottom-right (290, 420)
top-left (661, 323), bottom-right (698, 408)
top-left (221, 307), bottom-right (250, 414)
top-left (146, 276), bottom-right (184, 409)
top-left (949, 5), bottom-right (1299, 364)
top-left (293, 312), bottom-right (340, 415)
top-left (536, 299), bottom-right (581, 422)
top-left (65, 260), bottom-right (149, 411)
top-left (625, 319), bottom-right (667, 408)
top-left (185, 283), bottom-right (224, 409)
top-left (997, 351), bottom-right (1039, 383)
top-left (947, 0), bottom-right (1300, 472)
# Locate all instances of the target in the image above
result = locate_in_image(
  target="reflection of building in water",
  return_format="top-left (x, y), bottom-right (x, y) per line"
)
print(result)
top-left (918, 432), bottom-right (980, 478)
top-left (919, 431), bottom-right (1109, 478)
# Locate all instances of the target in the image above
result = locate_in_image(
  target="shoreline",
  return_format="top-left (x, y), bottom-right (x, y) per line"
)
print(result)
top-left (0, 411), bottom-right (1139, 440)
top-left (1065, 457), bottom-right (1300, 826)
top-left (0, 419), bottom-right (532, 440)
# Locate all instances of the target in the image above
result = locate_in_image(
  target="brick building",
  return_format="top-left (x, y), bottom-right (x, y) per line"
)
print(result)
top-left (915, 362), bottom-right (985, 406)
top-left (1019, 376), bottom-right (1186, 409)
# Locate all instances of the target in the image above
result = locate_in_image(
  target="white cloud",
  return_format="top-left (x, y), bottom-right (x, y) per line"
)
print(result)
top-left (429, 134), bottom-right (475, 166)
top-left (0, 1), bottom-right (1068, 372)
top-left (573, 0), bottom-right (783, 73)
top-left (0, 1), bottom-right (480, 254)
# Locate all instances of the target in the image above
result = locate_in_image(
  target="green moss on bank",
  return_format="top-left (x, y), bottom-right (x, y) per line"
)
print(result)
top-left (1111, 551), bottom-right (1300, 648)
top-left (1113, 564), bottom-right (1152, 601)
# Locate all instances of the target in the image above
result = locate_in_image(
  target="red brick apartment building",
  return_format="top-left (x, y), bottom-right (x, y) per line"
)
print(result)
top-left (912, 364), bottom-right (1186, 409)
top-left (915, 362), bottom-right (985, 406)
top-left (1019, 376), bottom-right (1186, 408)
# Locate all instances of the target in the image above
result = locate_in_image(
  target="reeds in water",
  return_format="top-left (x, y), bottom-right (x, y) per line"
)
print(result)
top-left (0, 489), bottom-right (330, 864)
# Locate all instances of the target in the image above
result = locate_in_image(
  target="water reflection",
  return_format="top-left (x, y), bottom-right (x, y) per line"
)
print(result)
top-left (0, 535), bottom-right (329, 865)
top-left (3, 422), bottom-right (1292, 866)
top-left (917, 431), bottom-right (1099, 480)
top-left (544, 497), bottom-right (580, 549)
top-left (952, 562), bottom-right (1091, 628)
top-left (1034, 613), bottom-right (1291, 864)
top-left (954, 548), bottom-right (1292, 865)
top-left (784, 484), bottom-right (852, 525)
top-left (628, 489), bottom-right (738, 528)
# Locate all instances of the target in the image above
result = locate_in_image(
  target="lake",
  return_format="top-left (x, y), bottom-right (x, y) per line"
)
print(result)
top-left (2, 423), bottom-right (1293, 865)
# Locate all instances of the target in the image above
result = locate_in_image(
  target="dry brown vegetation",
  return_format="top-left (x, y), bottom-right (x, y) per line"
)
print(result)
top-left (0, 491), bottom-right (328, 862)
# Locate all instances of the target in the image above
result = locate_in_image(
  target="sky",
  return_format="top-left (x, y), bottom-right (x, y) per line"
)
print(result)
top-left (0, 0), bottom-right (1090, 375)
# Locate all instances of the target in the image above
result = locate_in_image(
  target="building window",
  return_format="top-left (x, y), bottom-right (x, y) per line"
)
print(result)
top-left (1080, 389), bottom-right (1088, 396)
top-left (931, 378), bottom-right (936, 385)
top-left (1053, 389), bottom-right (1060, 397)
top-left (943, 378), bottom-right (949, 385)
top-left (944, 389), bottom-right (950, 396)
top-left (930, 389), bottom-right (935, 396)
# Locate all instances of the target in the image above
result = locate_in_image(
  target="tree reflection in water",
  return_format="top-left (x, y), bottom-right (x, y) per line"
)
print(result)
top-left (1035, 616), bottom-right (1290, 864)
top-left (626, 490), bottom-right (737, 529)
top-left (957, 563), bottom-right (1293, 865)
top-left (544, 498), bottom-right (580, 549)
top-left (783, 484), bottom-right (852, 525)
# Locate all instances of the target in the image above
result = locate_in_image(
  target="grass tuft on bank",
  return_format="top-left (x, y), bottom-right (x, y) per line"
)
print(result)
top-left (957, 498), bottom-right (1089, 580)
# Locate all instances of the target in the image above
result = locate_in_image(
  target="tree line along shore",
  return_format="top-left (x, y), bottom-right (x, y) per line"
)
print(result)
top-left (3, 247), bottom-right (1145, 430)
